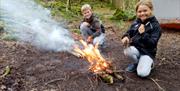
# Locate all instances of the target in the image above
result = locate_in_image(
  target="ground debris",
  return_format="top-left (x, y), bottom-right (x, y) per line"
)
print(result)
top-left (0, 66), bottom-right (10, 78)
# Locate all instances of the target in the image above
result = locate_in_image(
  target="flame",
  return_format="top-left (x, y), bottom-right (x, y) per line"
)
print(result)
top-left (73, 40), bottom-right (110, 73)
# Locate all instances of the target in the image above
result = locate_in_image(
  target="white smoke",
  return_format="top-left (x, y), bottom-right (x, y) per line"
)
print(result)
top-left (0, 0), bottom-right (75, 51)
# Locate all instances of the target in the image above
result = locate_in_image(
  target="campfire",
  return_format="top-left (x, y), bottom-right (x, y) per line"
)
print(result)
top-left (73, 40), bottom-right (124, 84)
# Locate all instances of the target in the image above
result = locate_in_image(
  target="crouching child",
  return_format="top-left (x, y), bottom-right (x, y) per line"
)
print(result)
top-left (121, 0), bottom-right (161, 77)
top-left (80, 4), bottom-right (106, 50)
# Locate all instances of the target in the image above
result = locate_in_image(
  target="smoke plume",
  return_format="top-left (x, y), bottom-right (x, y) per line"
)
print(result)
top-left (0, 0), bottom-right (75, 52)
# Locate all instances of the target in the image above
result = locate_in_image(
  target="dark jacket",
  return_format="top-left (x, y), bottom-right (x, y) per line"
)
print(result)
top-left (122, 16), bottom-right (161, 58)
top-left (81, 13), bottom-right (105, 38)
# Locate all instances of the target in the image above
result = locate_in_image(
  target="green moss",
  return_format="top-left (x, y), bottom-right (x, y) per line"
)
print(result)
top-left (35, 0), bottom-right (112, 21)
top-left (0, 33), bottom-right (17, 41)
top-left (70, 29), bottom-right (81, 34)
top-left (0, 21), bottom-right (5, 32)
top-left (111, 9), bottom-right (136, 21)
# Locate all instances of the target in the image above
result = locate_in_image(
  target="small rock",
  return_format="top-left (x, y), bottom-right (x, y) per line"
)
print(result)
top-left (1, 85), bottom-right (6, 90)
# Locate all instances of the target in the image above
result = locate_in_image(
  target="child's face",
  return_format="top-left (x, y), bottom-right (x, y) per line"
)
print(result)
top-left (82, 9), bottom-right (92, 19)
top-left (136, 5), bottom-right (152, 22)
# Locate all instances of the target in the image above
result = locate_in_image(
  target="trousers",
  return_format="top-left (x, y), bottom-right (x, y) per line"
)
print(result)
top-left (80, 23), bottom-right (105, 46)
top-left (124, 46), bottom-right (153, 77)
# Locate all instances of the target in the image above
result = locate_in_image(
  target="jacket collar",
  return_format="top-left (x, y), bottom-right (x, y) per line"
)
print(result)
top-left (84, 13), bottom-right (95, 23)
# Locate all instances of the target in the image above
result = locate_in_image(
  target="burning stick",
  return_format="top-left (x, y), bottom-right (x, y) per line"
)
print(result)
top-left (73, 40), bottom-right (124, 84)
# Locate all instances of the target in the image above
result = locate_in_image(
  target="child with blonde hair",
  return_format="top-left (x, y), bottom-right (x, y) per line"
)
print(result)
top-left (121, 0), bottom-right (161, 77)
top-left (80, 4), bottom-right (105, 50)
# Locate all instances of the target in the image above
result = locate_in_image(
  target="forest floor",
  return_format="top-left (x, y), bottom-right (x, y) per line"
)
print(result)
top-left (0, 8), bottom-right (180, 91)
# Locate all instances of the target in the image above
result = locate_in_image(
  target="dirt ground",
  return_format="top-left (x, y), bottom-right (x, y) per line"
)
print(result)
top-left (0, 21), bottom-right (180, 91)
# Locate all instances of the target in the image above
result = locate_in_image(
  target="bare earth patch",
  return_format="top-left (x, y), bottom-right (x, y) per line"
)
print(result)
top-left (0, 22), bottom-right (180, 91)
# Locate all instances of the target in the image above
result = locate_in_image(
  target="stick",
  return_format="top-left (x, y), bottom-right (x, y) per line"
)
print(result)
top-left (45, 78), bottom-right (66, 85)
top-left (69, 51), bottom-right (82, 57)
top-left (149, 78), bottom-right (165, 91)
top-left (0, 66), bottom-right (10, 78)
top-left (112, 69), bottom-right (124, 73)
top-left (87, 77), bottom-right (95, 91)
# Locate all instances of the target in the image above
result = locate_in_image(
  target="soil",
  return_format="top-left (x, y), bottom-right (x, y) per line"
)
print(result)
top-left (0, 21), bottom-right (180, 91)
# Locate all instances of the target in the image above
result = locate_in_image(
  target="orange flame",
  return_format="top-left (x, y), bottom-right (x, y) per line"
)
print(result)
top-left (74, 40), bottom-right (110, 73)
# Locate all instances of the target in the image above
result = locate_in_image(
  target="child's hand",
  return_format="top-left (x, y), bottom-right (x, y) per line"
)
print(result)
top-left (121, 37), bottom-right (129, 46)
top-left (138, 24), bottom-right (145, 34)
top-left (82, 22), bottom-right (90, 27)
top-left (87, 36), bottom-right (93, 43)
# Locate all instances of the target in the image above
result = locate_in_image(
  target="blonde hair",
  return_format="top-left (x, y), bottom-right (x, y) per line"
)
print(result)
top-left (81, 4), bottom-right (92, 12)
top-left (135, 0), bottom-right (153, 12)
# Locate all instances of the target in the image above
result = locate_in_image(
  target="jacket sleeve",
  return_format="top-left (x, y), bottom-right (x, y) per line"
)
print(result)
top-left (141, 24), bottom-right (161, 48)
top-left (122, 21), bottom-right (139, 39)
top-left (92, 20), bottom-right (101, 38)
top-left (79, 20), bottom-right (84, 29)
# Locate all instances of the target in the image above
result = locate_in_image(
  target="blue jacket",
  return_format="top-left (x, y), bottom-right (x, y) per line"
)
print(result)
top-left (122, 16), bottom-right (162, 58)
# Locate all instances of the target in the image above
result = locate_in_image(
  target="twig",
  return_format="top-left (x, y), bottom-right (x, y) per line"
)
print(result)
top-left (115, 87), bottom-right (120, 91)
top-left (57, 84), bottom-right (63, 91)
top-left (69, 51), bottom-right (82, 57)
top-left (155, 79), bottom-right (180, 86)
top-left (149, 77), bottom-right (165, 91)
top-left (87, 77), bottom-right (94, 91)
top-left (124, 74), bottom-right (134, 82)
top-left (45, 78), bottom-right (66, 85)
top-left (73, 81), bottom-right (78, 88)
top-left (0, 66), bottom-right (10, 78)
top-left (112, 69), bottom-right (125, 73)
top-left (70, 73), bottom-right (81, 80)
